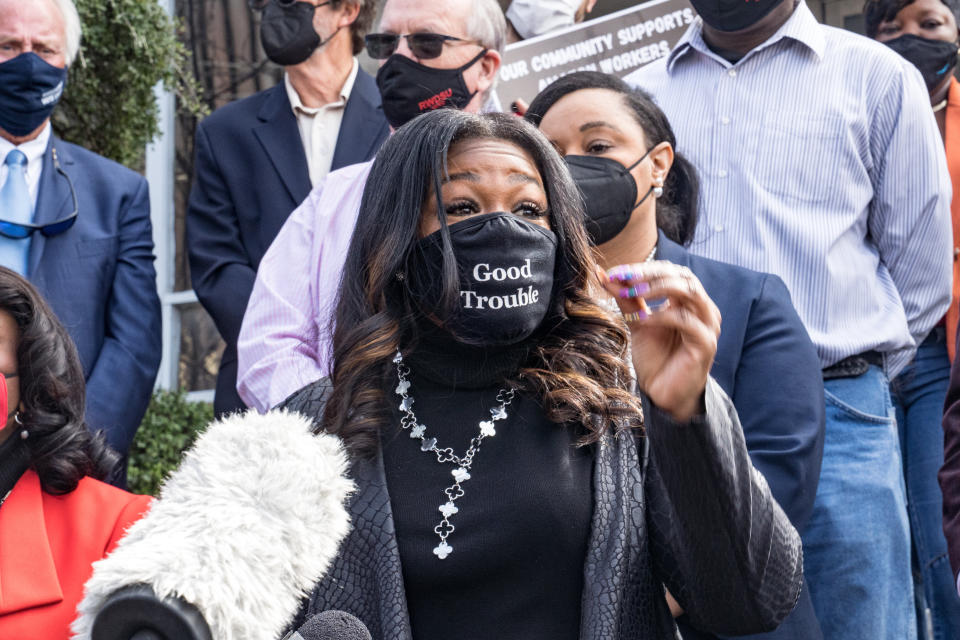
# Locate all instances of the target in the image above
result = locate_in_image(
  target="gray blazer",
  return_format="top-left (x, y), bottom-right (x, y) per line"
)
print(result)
top-left (282, 378), bottom-right (803, 639)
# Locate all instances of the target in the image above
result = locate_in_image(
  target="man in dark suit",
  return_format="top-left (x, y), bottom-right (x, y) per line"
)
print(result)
top-left (0, 0), bottom-right (162, 469)
top-left (187, 0), bottom-right (389, 416)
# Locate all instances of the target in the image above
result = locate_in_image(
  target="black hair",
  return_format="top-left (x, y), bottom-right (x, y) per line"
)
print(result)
top-left (0, 267), bottom-right (117, 494)
top-left (525, 71), bottom-right (700, 247)
top-left (324, 109), bottom-right (643, 454)
top-left (864, 0), bottom-right (960, 38)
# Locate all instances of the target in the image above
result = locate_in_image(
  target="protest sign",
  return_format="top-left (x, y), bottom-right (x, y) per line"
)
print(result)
top-left (498, 0), bottom-right (695, 105)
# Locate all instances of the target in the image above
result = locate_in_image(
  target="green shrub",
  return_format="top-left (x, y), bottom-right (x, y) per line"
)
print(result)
top-left (54, 0), bottom-right (207, 167)
top-left (127, 389), bottom-right (213, 496)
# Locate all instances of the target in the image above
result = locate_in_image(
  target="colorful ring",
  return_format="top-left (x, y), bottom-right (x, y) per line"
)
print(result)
top-left (623, 310), bottom-right (647, 323)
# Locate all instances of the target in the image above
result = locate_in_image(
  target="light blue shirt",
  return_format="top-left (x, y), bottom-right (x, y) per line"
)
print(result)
top-left (626, 2), bottom-right (952, 377)
top-left (0, 124), bottom-right (47, 276)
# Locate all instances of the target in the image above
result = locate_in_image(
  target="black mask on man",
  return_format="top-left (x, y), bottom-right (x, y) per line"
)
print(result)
top-left (0, 52), bottom-right (67, 137)
top-left (260, 0), bottom-right (335, 66)
top-left (376, 50), bottom-right (487, 129)
top-left (885, 34), bottom-right (959, 92)
top-left (688, 0), bottom-right (786, 32)
top-left (565, 152), bottom-right (653, 246)
top-left (408, 212), bottom-right (557, 347)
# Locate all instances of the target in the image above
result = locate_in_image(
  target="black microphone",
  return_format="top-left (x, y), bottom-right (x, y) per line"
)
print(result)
top-left (89, 584), bottom-right (211, 640)
top-left (285, 610), bottom-right (372, 640)
top-left (71, 409), bottom-right (355, 640)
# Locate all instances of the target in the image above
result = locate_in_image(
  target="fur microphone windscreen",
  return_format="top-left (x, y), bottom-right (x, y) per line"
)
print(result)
top-left (70, 410), bottom-right (355, 640)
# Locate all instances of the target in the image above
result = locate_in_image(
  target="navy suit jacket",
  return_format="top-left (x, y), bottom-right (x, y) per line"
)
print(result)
top-left (187, 69), bottom-right (389, 415)
top-left (29, 137), bottom-right (162, 457)
top-left (657, 233), bottom-right (826, 640)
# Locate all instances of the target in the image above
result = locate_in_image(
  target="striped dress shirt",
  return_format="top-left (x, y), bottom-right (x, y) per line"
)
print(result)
top-left (626, 2), bottom-right (952, 377)
top-left (237, 160), bottom-right (373, 412)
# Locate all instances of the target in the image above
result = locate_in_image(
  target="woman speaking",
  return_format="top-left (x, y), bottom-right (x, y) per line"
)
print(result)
top-left (282, 108), bottom-right (803, 639)
top-left (525, 71), bottom-right (825, 639)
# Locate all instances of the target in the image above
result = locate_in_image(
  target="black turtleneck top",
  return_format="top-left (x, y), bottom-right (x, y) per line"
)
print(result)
top-left (0, 432), bottom-right (31, 507)
top-left (381, 327), bottom-right (594, 639)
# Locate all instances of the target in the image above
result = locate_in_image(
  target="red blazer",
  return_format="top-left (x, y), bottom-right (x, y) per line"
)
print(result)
top-left (0, 470), bottom-right (152, 639)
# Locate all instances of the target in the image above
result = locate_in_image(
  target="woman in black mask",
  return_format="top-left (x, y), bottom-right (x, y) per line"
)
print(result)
top-left (866, 1), bottom-right (960, 638)
top-left (526, 71), bottom-right (825, 640)
top-left (867, 0), bottom-right (960, 138)
top-left (281, 108), bottom-right (802, 639)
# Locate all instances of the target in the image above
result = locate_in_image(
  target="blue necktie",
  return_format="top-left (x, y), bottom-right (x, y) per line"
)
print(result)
top-left (0, 149), bottom-right (32, 275)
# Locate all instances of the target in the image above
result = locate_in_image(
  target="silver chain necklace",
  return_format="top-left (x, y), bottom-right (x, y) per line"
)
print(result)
top-left (393, 351), bottom-right (515, 560)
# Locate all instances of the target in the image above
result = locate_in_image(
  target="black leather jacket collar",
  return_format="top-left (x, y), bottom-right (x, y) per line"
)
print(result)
top-left (280, 379), bottom-right (802, 639)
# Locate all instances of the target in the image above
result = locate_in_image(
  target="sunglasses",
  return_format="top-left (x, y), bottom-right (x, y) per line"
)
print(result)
top-left (0, 148), bottom-right (78, 240)
top-left (364, 32), bottom-right (480, 60)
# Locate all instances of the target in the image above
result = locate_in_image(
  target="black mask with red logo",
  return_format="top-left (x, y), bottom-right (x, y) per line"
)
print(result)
top-left (375, 50), bottom-right (487, 129)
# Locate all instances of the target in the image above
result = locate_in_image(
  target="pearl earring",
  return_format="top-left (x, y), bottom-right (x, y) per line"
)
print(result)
top-left (653, 183), bottom-right (664, 198)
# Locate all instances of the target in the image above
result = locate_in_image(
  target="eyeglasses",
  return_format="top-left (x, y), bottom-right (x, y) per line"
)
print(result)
top-left (0, 148), bottom-right (78, 240)
top-left (247, 0), bottom-right (331, 11)
top-left (364, 32), bottom-right (481, 60)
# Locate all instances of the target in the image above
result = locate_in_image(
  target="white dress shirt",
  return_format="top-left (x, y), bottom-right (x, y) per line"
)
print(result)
top-left (284, 57), bottom-right (359, 187)
top-left (0, 122), bottom-right (51, 214)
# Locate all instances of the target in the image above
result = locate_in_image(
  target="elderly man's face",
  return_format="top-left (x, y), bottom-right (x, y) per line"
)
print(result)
top-left (0, 0), bottom-right (67, 68)
top-left (378, 0), bottom-right (499, 113)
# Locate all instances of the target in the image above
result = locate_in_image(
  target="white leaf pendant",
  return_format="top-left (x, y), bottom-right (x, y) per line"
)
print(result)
top-left (479, 420), bottom-right (496, 437)
top-left (393, 351), bottom-right (403, 364)
top-left (433, 541), bottom-right (453, 559)
top-left (490, 406), bottom-right (508, 421)
top-left (451, 467), bottom-right (471, 483)
top-left (439, 501), bottom-right (459, 517)
top-left (421, 437), bottom-right (437, 452)
top-left (399, 396), bottom-right (414, 412)
top-left (395, 379), bottom-right (410, 395)
top-left (410, 424), bottom-right (426, 438)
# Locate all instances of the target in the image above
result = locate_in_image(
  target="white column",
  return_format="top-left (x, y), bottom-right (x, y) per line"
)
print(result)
top-left (144, 0), bottom-right (179, 391)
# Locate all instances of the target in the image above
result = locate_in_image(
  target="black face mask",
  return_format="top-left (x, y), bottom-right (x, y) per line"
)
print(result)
top-left (689, 0), bottom-right (785, 32)
top-left (0, 52), bottom-right (67, 137)
top-left (376, 50), bottom-right (487, 129)
top-left (885, 34), bottom-right (959, 92)
top-left (565, 152), bottom-right (652, 246)
top-left (260, 0), bottom-right (335, 66)
top-left (408, 212), bottom-right (557, 347)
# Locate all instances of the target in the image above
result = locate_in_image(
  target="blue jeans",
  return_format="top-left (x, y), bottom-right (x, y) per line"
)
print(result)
top-left (803, 365), bottom-right (915, 640)
top-left (891, 328), bottom-right (960, 640)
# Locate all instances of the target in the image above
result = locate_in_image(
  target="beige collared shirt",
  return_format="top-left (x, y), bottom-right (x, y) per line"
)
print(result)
top-left (284, 57), bottom-right (359, 187)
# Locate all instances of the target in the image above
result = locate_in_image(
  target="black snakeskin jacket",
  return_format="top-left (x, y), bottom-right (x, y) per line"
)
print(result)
top-left (282, 377), bottom-right (803, 640)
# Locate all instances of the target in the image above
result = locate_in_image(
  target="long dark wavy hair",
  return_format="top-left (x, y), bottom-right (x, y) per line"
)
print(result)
top-left (0, 267), bottom-right (116, 494)
top-left (323, 110), bottom-right (643, 455)
top-left (525, 71), bottom-right (700, 246)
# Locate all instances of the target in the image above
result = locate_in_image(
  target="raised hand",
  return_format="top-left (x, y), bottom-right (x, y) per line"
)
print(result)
top-left (598, 262), bottom-right (721, 422)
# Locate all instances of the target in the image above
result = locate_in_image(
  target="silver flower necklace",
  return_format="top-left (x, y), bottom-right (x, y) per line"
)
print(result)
top-left (393, 351), bottom-right (515, 560)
